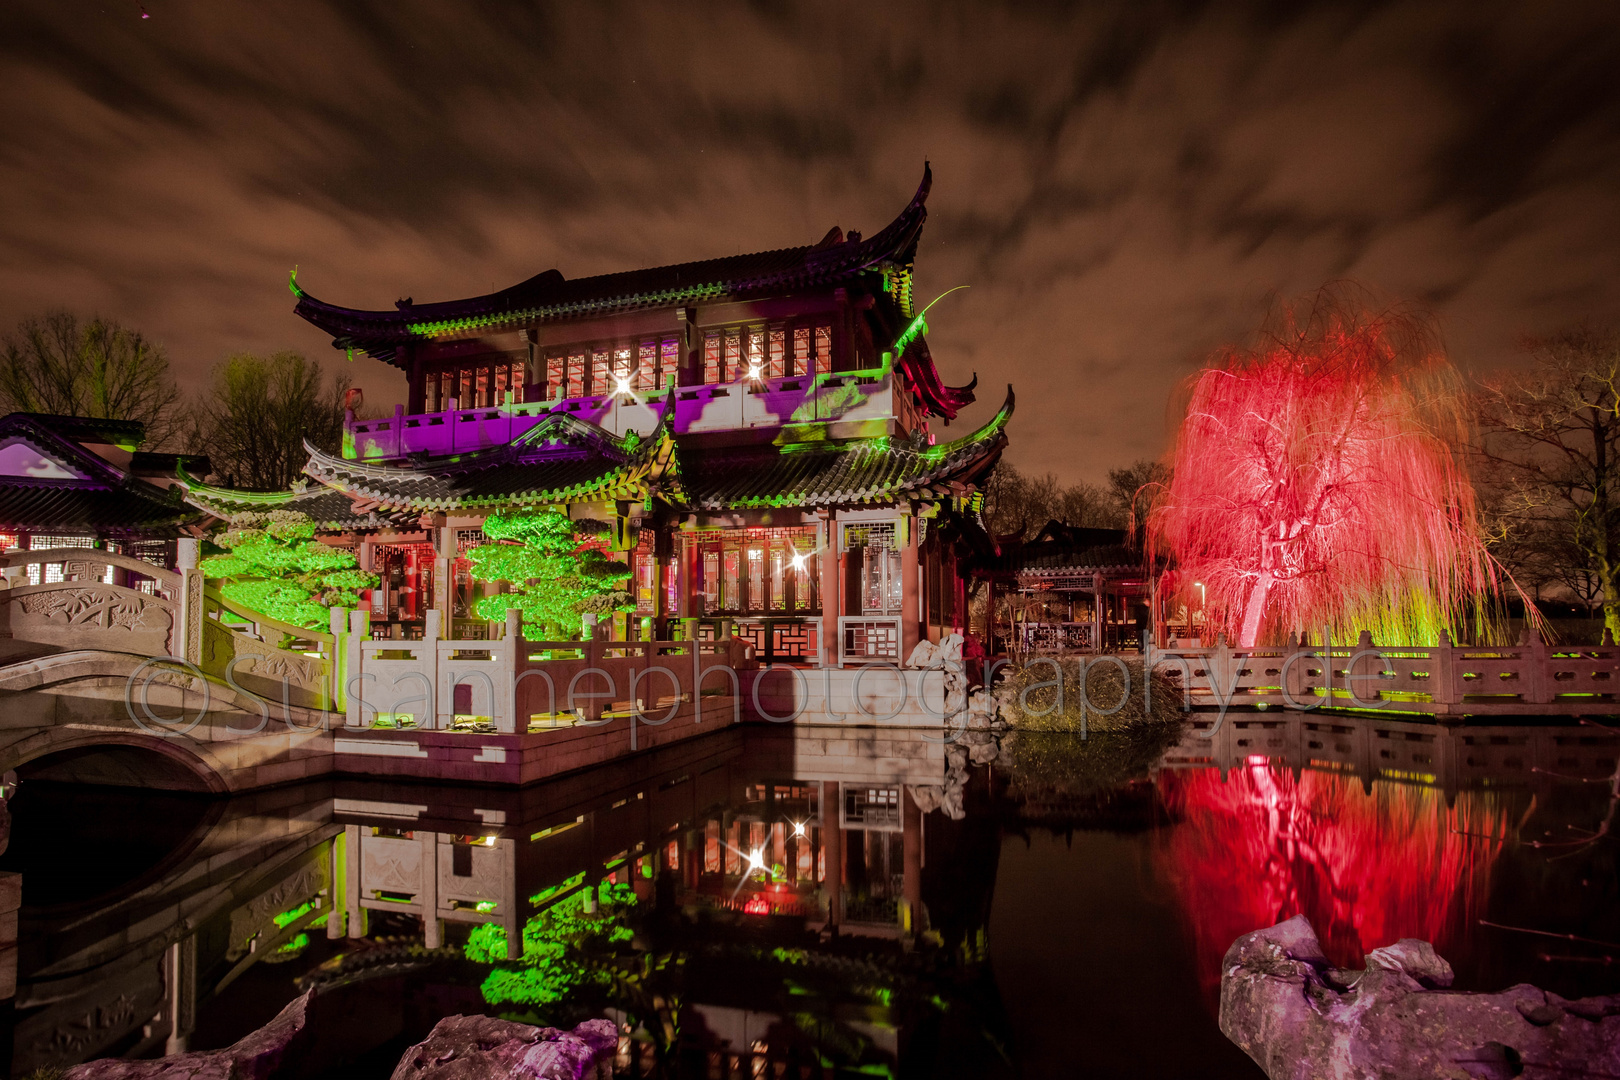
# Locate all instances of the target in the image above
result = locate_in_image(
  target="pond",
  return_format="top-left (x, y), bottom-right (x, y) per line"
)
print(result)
top-left (2, 716), bottom-right (1615, 1078)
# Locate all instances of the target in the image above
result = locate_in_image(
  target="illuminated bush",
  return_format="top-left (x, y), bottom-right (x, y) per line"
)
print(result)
top-left (469, 880), bottom-right (638, 1010)
top-left (465, 510), bottom-right (632, 639)
top-left (200, 510), bottom-right (376, 629)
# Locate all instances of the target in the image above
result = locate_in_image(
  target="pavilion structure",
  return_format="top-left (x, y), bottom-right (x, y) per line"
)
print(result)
top-left (184, 166), bottom-right (1009, 668)
top-left (978, 522), bottom-right (1158, 654)
top-left (0, 412), bottom-right (205, 583)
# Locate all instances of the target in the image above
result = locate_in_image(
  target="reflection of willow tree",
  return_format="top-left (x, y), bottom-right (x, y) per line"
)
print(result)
top-left (1154, 764), bottom-right (1508, 1000)
top-left (1150, 286), bottom-right (1503, 647)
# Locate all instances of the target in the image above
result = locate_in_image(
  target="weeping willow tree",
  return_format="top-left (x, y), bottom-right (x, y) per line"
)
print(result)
top-left (465, 509), bottom-right (632, 640)
top-left (1149, 286), bottom-right (1508, 647)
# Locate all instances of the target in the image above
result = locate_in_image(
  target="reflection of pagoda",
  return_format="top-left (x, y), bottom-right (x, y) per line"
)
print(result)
top-left (186, 167), bottom-right (1007, 665)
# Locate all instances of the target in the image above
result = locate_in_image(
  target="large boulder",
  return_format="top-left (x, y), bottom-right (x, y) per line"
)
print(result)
top-left (1220, 915), bottom-right (1620, 1079)
top-left (390, 1015), bottom-right (619, 1080)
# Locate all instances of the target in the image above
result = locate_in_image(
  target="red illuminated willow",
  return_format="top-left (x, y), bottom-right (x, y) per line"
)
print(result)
top-left (1150, 288), bottom-right (1499, 647)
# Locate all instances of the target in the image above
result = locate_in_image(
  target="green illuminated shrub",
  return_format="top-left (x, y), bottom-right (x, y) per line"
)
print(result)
top-left (200, 510), bottom-right (376, 629)
top-left (465, 510), bottom-right (631, 639)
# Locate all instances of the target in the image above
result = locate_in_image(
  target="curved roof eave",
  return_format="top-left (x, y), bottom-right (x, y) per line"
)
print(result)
top-left (291, 165), bottom-right (934, 364)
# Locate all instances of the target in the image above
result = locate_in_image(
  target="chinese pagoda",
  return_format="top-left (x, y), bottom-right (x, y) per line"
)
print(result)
top-left (185, 166), bottom-right (1011, 667)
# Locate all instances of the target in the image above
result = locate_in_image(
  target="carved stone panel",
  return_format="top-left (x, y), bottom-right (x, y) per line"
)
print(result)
top-left (361, 835), bottom-right (424, 905)
top-left (439, 839), bottom-right (510, 911)
top-left (7, 585), bottom-right (176, 656)
top-left (203, 621), bottom-right (328, 708)
top-left (15, 954), bottom-right (165, 1073)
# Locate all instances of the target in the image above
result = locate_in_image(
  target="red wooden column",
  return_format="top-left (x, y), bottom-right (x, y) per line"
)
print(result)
top-left (900, 515), bottom-right (921, 662)
top-left (902, 787), bottom-right (923, 932)
top-left (818, 512), bottom-right (840, 667)
top-left (821, 781), bottom-right (842, 928)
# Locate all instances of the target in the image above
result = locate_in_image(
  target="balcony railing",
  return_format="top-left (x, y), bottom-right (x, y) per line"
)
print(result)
top-left (346, 366), bottom-right (901, 461)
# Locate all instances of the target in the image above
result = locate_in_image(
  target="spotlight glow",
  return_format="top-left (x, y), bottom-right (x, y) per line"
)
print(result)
top-left (614, 375), bottom-right (634, 397)
top-left (791, 821), bottom-right (807, 837)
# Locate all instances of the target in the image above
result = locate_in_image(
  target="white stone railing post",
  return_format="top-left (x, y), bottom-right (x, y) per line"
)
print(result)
top-left (497, 608), bottom-right (521, 733)
top-left (346, 609), bottom-right (370, 728)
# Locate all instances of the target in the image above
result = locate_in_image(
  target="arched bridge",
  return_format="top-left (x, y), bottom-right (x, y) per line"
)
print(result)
top-left (0, 549), bottom-right (341, 792)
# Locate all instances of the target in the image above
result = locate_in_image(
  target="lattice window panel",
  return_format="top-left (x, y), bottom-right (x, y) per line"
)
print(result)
top-left (841, 522), bottom-right (896, 553)
top-left (843, 786), bottom-right (901, 829)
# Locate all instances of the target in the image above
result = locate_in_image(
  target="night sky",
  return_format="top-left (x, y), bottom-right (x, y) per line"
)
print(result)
top-left (4, 1), bottom-right (1619, 482)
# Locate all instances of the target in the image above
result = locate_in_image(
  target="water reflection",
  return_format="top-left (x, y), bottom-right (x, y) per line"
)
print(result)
top-left (2, 713), bottom-right (1615, 1077)
top-left (1155, 763), bottom-right (1507, 997)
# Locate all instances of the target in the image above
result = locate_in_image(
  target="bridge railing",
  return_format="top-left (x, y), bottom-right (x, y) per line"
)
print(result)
top-left (200, 586), bottom-right (336, 711)
top-left (1143, 630), bottom-right (1620, 716)
top-left (0, 548), bottom-right (186, 658)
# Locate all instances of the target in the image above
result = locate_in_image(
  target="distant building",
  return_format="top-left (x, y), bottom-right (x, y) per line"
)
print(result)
top-left (185, 166), bottom-right (1010, 665)
top-left (0, 412), bottom-right (206, 577)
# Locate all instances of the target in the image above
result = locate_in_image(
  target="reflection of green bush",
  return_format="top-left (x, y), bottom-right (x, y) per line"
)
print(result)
top-left (994, 658), bottom-right (1184, 733)
top-left (1001, 725), bottom-right (1186, 802)
top-left (469, 881), bottom-right (637, 1010)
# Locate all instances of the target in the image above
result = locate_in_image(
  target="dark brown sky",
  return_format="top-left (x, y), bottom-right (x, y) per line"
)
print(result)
top-left (4, 1), bottom-right (1619, 482)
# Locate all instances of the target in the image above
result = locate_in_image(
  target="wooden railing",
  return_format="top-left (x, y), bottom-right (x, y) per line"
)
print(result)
top-left (1143, 631), bottom-right (1620, 716)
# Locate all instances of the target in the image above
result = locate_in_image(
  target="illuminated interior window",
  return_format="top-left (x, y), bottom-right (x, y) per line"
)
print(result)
top-left (767, 325), bottom-right (786, 379)
top-left (813, 324), bottom-right (833, 373)
top-left (703, 331), bottom-right (722, 384)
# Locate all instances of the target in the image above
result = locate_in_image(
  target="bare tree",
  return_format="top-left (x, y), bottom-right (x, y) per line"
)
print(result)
top-left (1475, 327), bottom-right (1620, 640)
top-left (0, 312), bottom-right (183, 446)
top-left (981, 462), bottom-right (1121, 541)
top-left (1106, 458), bottom-right (1171, 533)
top-left (195, 351), bottom-right (349, 491)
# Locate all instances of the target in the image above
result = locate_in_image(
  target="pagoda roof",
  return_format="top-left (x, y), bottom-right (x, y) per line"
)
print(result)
top-left (297, 409), bottom-right (673, 514)
top-left (0, 413), bottom-right (201, 537)
top-left (673, 388), bottom-right (1013, 510)
top-left (291, 166), bottom-right (935, 368)
top-left (179, 471), bottom-right (410, 531)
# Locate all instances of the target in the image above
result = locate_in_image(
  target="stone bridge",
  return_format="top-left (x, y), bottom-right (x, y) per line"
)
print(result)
top-left (0, 548), bottom-right (340, 793)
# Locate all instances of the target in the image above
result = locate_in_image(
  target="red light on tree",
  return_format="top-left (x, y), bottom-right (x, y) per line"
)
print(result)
top-left (1150, 286), bottom-right (1502, 646)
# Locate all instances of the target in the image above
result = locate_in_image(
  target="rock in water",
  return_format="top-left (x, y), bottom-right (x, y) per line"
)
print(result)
top-left (390, 1015), bottom-right (619, 1079)
top-left (1220, 915), bottom-right (1620, 1078)
top-left (64, 990), bottom-right (315, 1080)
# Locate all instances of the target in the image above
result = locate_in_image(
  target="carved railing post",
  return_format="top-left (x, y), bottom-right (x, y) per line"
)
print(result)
top-left (497, 608), bottom-right (521, 733)
top-left (1526, 625), bottom-right (1551, 705)
top-left (1432, 631), bottom-right (1459, 708)
top-left (175, 568), bottom-right (205, 666)
top-left (329, 606), bottom-right (348, 713)
top-left (345, 608), bottom-right (369, 729)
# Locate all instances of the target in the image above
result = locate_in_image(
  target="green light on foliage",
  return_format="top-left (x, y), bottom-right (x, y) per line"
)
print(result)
top-left (892, 285), bottom-right (970, 356)
top-left (464, 509), bottom-right (631, 640)
top-left (467, 880), bottom-right (639, 1011)
top-left (200, 510), bottom-right (377, 630)
top-left (273, 899), bottom-right (316, 929)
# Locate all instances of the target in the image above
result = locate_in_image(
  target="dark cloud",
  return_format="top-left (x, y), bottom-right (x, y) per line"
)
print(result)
top-left (3, 0), bottom-right (1619, 481)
